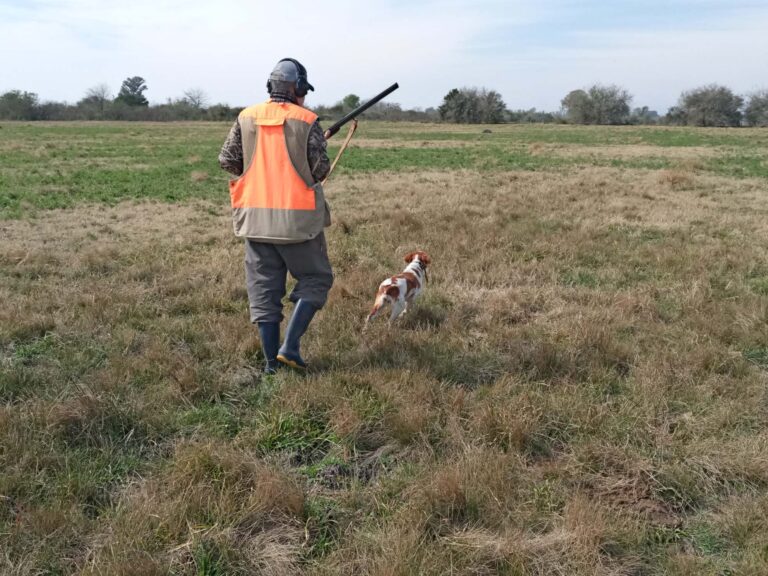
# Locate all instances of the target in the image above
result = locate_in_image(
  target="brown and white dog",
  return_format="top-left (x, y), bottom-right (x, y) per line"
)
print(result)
top-left (364, 251), bottom-right (431, 330)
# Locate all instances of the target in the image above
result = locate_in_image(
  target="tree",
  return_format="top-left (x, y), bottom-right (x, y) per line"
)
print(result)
top-left (0, 90), bottom-right (39, 120)
top-left (115, 76), bottom-right (149, 107)
top-left (438, 88), bottom-right (507, 123)
top-left (589, 85), bottom-right (631, 124)
top-left (183, 88), bottom-right (208, 109)
top-left (478, 89), bottom-right (507, 124)
top-left (561, 85), bottom-right (631, 124)
top-left (663, 106), bottom-right (687, 126)
top-left (561, 89), bottom-right (592, 124)
top-left (677, 84), bottom-right (743, 127)
top-left (508, 108), bottom-right (559, 123)
top-left (342, 94), bottom-right (360, 111)
top-left (363, 102), bottom-right (403, 120)
top-left (86, 83), bottom-right (111, 103)
top-left (745, 90), bottom-right (768, 127)
top-left (206, 104), bottom-right (241, 122)
top-left (439, 88), bottom-right (467, 123)
top-left (629, 106), bottom-right (660, 125)
top-left (78, 84), bottom-right (112, 117)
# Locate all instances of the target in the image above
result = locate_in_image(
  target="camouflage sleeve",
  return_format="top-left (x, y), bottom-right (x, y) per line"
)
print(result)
top-left (308, 120), bottom-right (330, 182)
top-left (218, 120), bottom-right (243, 176)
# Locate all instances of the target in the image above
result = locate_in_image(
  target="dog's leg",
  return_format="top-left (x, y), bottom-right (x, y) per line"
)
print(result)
top-left (388, 300), bottom-right (406, 328)
top-left (404, 290), bottom-right (419, 316)
top-left (404, 295), bottom-right (416, 316)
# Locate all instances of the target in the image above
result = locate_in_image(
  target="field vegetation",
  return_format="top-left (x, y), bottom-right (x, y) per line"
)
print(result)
top-left (1, 121), bottom-right (768, 574)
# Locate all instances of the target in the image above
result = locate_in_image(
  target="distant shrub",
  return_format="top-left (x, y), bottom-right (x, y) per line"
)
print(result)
top-left (745, 90), bottom-right (768, 127)
top-left (672, 84), bottom-right (743, 127)
top-left (561, 84), bottom-right (633, 125)
top-left (438, 87), bottom-right (507, 124)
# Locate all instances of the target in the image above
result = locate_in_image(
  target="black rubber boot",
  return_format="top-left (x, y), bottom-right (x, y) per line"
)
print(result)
top-left (277, 300), bottom-right (318, 370)
top-left (257, 322), bottom-right (281, 375)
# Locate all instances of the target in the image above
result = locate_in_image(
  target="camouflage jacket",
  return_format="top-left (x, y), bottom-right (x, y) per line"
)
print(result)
top-left (218, 98), bottom-right (330, 182)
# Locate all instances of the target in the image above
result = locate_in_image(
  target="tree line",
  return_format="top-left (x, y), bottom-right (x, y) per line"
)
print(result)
top-left (558, 84), bottom-right (767, 127)
top-left (440, 84), bottom-right (768, 126)
top-left (0, 76), bottom-right (436, 123)
top-left (0, 77), bottom-right (239, 122)
top-left (2, 75), bottom-right (767, 127)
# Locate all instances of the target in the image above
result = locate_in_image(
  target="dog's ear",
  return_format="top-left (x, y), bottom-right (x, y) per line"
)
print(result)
top-left (404, 251), bottom-right (417, 263)
top-left (418, 251), bottom-right (431, 266)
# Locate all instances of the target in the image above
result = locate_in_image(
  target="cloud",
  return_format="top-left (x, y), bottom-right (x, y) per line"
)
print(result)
top-left (456, 2), bottom-right (768, 111)
top-left (0, 0), bottom-right (766, 111)
top-left (0, 0), bottom-right (547, 106)
top-left (504, 7), bottom-right (768, 111)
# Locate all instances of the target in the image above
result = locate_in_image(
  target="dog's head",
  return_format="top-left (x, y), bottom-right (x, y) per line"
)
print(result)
top-left (404, 250), bottom-right (431, 268)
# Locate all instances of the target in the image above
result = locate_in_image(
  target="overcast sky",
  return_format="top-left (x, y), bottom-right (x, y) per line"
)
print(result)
top-left (1, 0), bottom-right (767, 113)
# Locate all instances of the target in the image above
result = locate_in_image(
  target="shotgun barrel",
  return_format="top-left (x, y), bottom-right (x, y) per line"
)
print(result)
top-left (324, 82), bottom-right (399, 138)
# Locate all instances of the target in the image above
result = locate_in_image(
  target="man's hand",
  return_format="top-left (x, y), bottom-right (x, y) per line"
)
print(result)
top-left (323, 129), bottom-right (331, 140)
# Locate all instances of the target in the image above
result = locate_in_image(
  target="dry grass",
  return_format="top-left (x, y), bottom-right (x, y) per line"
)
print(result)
top-left (81, 440), bottom-right (305, 574)
top-left (190, 170), bottom-right (209, 182)
top-left (2, 125), bottom-right (768, 574)
top-left (540, 144), bottom-right (720, 160)
top-left (658, 168), bottom-right (696, 190)
top-left (349, 138), bottom-right (477, 148)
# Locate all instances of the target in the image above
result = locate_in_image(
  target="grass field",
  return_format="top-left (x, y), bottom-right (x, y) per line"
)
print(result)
top-left (1, 121), bottom-right (768, 575)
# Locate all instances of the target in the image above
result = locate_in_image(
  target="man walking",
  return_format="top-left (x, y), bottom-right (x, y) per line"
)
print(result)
top-left (219, 58), bottom-right (332, 373)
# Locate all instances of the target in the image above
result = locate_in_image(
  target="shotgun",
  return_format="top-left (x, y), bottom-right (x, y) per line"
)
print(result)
top-left (324, 83), bottom-right (399, 138)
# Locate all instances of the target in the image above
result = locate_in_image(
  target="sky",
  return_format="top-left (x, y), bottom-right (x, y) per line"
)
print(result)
top-left (1, 0), bottom-right (767, 113)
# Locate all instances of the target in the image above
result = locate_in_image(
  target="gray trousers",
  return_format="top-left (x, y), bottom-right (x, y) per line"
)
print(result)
top-left (244, 233), bottom-right (334, 323)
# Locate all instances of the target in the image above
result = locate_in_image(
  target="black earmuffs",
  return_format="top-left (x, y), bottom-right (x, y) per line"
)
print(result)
top-left (266, 58), bottom-right (314, 97)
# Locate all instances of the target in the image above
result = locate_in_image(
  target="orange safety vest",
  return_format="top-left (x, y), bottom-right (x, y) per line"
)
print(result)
top-left (229, 101), bottom-right (329, 243)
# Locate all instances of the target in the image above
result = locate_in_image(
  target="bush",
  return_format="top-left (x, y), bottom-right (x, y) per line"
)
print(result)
top-left (438, 87), bottom-right (507, 124)
top-left (745, 90), bottom-right (768, 127)
top-left (0, 90), bottom-right (40, 120)
top-left (561, 85), bottom-right (632, 125)
top-left (674, 84), bottom-right (743, 127)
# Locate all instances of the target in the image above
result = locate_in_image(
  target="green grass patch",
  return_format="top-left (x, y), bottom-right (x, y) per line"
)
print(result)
top-left (2, 122), bottom-right (768, 218)
top-left (706, 154), bottom-right (768, 179)
top-left (560, 269), bottom-right (601, 288)
top-left (10, 332), bottom-right (58, 364)
top-left (253, 410), bottom-right (339, 463)
top-left (192, 540), bottom-right (229, 576)
top-left (360, 123), bottom-right (768, 148)
top-left (303, 495), bottom-right (344, 559)
top-left (178, 403), bottom-right (240, 438)
top-left (743, 347), bottom-right (768, 369)
top-left (747, 276), bottom-right (768, 295)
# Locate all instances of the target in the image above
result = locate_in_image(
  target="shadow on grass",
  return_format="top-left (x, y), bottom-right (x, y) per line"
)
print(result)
top-left (398, 302), bottom-right (448, 331)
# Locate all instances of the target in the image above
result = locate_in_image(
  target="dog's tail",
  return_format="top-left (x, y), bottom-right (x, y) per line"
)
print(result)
top-left (364, 287), bottom-right (397, 331)
top-left (364, 295), bottom-right (388, 330)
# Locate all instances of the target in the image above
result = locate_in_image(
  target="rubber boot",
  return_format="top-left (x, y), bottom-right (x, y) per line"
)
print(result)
top-left (277, 300), bottom-right (318, 370)
top-left (258, 322), bottom-right (281, 375)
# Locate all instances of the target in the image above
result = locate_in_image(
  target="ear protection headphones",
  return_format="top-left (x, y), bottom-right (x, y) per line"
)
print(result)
top-left (281, 58), bottom-right (312, 97)
top-left (266, 58), bottom-right (313, 98)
